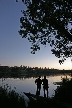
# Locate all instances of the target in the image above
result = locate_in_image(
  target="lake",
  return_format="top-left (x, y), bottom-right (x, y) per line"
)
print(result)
top-left (0, 74), bottom-right (71, 98)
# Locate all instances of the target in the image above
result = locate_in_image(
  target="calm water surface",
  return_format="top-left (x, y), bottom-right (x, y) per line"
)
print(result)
top-left (0, 75), bottom-right (71, 98)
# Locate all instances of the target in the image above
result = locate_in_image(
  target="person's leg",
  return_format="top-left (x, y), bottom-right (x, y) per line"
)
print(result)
top-left (47, 88), bottom-right (48, 98)
top-left (44, 88), bottom-right (45, 97)
top-left (37, 86), bottom-right (38, 91)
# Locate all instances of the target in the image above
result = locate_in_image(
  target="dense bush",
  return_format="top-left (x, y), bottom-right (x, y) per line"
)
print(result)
top-left (0, 86), bottom-right (26, 108)
top-left (54, 77), bottom-right (72, 104)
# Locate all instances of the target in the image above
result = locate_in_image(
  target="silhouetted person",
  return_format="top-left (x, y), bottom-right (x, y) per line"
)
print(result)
top-left (35, 76), bottom-right (42, 95)
top-left (42, 76), bottom-right (48, 98)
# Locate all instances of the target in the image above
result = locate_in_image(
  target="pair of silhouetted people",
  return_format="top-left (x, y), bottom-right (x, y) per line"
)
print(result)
top-left (35, 76), bottom-right (48, 98)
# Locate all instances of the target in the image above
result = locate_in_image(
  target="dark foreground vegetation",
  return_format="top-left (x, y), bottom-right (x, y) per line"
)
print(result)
top-left (0, 77), bottom-right (72, 108)
top-left (54, 77), bottom-right (72, 104)
top-left (0, 86), bottom-right (26, 108)
top-left (0, 65), bottom-right (72, 78)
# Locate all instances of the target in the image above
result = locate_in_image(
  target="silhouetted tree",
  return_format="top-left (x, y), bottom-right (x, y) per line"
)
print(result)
top-left (16, 0), bottom-right (30, 5)
top-left (18, 0), bottom-right (72, 64)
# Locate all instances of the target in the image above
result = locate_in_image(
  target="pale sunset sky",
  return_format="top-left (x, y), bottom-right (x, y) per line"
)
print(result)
top-left (0, 0), bottom-right (72, 70)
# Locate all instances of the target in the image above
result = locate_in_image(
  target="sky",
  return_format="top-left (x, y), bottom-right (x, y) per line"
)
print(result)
top-left (0, 0), bottom-right (72, 70)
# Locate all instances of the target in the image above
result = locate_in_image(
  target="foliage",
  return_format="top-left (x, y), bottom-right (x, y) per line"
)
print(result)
top-left (0, 85), bottom-right (26, 108)
top-left (16, 0), bottom-right (30, 5)
top-left (18, 0), bottom-right (72, 64)
top-left (54, 77), bottom-right (72, 103)
top-left (0, 85), bottom-right (65, 108)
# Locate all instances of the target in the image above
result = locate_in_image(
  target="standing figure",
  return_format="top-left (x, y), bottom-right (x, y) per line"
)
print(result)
top-left (42, 76), bottom-right (48, 98)
top-left (35, 76), bottom-right (42, 95)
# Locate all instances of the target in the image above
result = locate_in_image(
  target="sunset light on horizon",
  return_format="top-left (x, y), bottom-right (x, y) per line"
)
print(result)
top-left (0, 0), bottom-right (72, 70)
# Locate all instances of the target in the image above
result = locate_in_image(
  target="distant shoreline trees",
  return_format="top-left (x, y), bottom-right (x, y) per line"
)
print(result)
top-left (0, 65), bottom-right (72, 78)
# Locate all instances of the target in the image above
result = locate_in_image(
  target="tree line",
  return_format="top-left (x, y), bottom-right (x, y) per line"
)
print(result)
top-left (0, 65), bottom-right (71, 78)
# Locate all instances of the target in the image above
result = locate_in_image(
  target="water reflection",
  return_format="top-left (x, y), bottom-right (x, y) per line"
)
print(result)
top-left (0, 75), bottom-right (71, 98)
